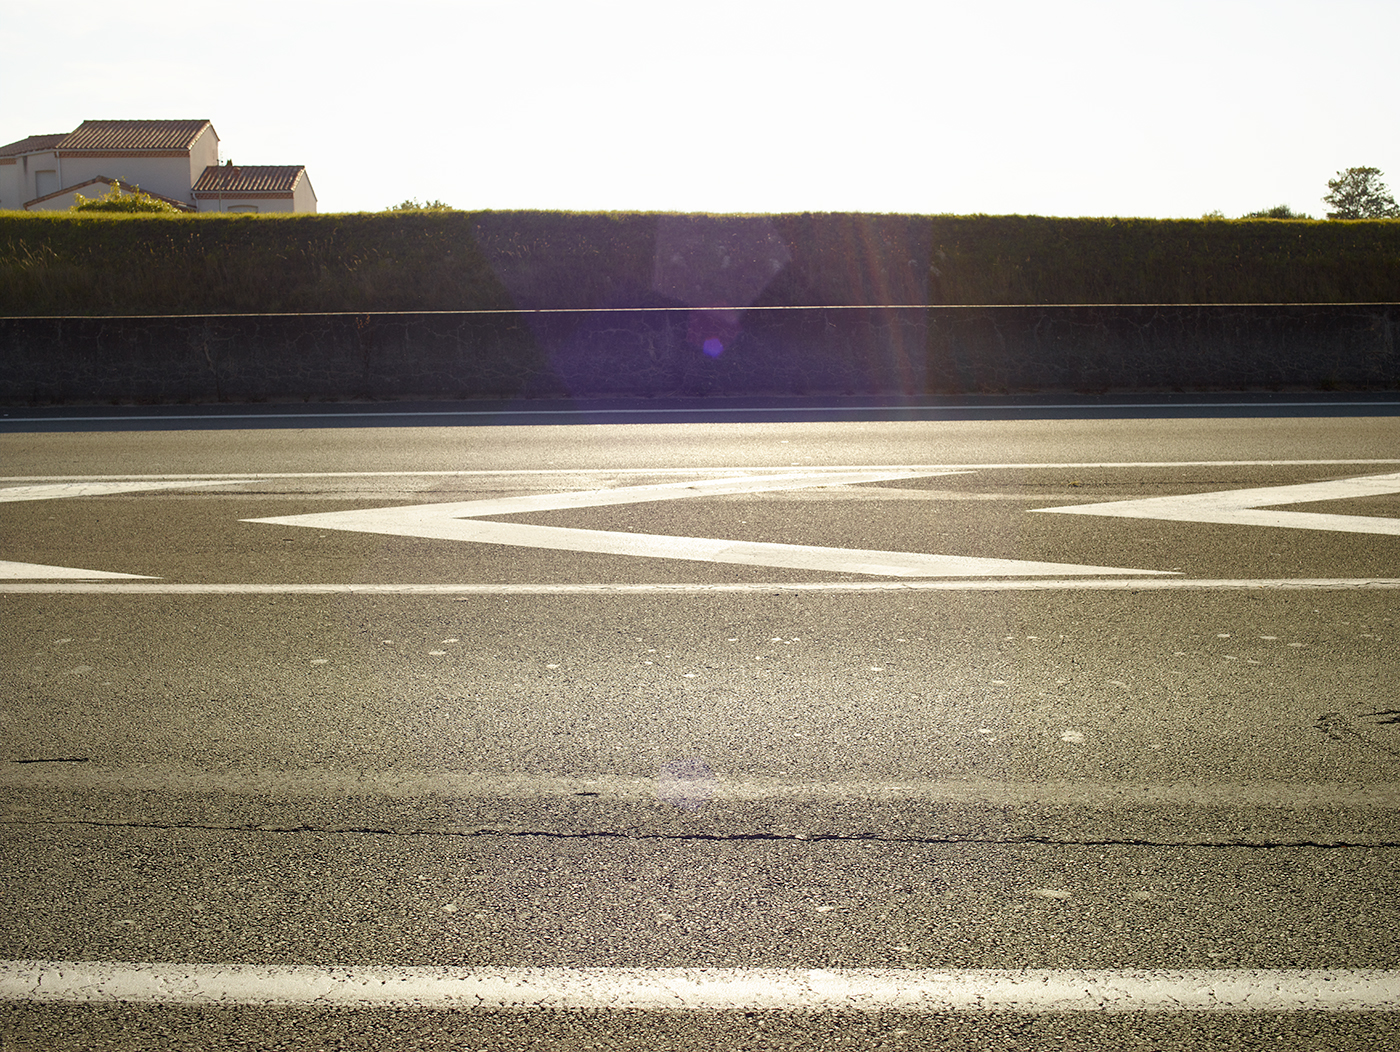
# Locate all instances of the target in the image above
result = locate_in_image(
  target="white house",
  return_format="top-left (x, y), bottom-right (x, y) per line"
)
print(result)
top-left (0, 119), bottom-right (315, 213)
top-left (0, 133), bottom-right (69, 208)
top-left (193, 164), bottom-right (317, 213)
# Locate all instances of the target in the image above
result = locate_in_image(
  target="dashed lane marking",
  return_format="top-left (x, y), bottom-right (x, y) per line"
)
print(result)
top-left (2, 961), bottom-right (1397, 1012)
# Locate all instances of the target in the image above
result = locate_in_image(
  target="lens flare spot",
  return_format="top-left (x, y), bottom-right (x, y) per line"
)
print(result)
top-left (702, 337), bottom-right (724, 358)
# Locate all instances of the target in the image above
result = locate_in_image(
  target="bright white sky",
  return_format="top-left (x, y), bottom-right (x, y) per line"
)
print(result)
top-left (6, 0), bottom-right (1398, 218)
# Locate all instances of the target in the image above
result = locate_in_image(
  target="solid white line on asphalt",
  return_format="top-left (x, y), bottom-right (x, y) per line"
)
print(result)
top-left (4, 766), bottom-right (1397, 808)
top-left (5, 460), bottom-right (1400, 483)
top-left (3, 577), bottom-right (1399, 595)
top-left (1036, 472), bottom-right (1400, 536)
top-left (2, 962), bottom-right (1397, 1012)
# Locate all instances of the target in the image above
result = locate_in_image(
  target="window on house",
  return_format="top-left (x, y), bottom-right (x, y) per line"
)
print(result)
top-left (228, 205), bottom-right (259, 214)
top-left (35, 170), bottom-right (58, 198)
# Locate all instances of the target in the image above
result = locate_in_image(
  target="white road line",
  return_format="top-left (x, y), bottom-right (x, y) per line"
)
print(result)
top-left (1036, 472), bottom-right (1400, 536)
top-left (4, 767), bottom-right (1397, 808)
top-left (2, 578), bottom-right (1398, 595)
top-left (5, 460), bottom-right (1400, 483)
top-left (2, 962), bottom-right (1396, 1012)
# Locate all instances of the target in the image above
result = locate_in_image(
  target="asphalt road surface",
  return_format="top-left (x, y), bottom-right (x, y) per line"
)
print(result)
top-left (2, 413), bottom-right (1399, 1050)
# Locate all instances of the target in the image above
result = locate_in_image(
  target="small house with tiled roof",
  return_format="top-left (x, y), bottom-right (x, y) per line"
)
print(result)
top-left (0, 119), bottom-right (315, 213)
top-left (192, 164), bottom-right (316, 213)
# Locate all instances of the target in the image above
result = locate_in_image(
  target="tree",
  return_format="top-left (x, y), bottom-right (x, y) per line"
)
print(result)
top-left (1322, 167), bottom-right (1399, 219)
top-left (1242, 204), bottom-right (1311, 219)
top-left (385, 198), bottom-right (454, 212)
top-left (71, 181), bottom-right (182, 213)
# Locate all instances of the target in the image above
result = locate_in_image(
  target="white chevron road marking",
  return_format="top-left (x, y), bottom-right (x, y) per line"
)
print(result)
top-left (1034, 472), bottom-right (1400, 535)
top-left (0, 479), bottom-right (257, 580)
top-left (0, 560), bottom-right (157, 580)
top-left (0, 480), bottom-right (256, 502)
top-left (246, 470), bottom-right (1172, 578)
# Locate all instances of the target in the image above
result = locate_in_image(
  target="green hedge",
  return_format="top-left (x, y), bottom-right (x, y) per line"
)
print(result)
top-left (1, 209), bottom-right (1396, 316)
top-left (926, 215), bottom-right (1400, 304)
top-left (0, 211), bottom-right (514, 316)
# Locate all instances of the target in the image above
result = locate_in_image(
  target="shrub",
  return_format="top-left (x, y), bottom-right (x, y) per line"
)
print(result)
top-left (71, 182), bottom-right (183, 214)
top-left (385, 199), bottom-right (454, 212)
top-left (1242, 205), bottom-right (1311, 219)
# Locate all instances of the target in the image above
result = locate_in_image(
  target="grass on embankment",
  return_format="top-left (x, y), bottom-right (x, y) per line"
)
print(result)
top-left (1, 210), bottom-right (1397, 316)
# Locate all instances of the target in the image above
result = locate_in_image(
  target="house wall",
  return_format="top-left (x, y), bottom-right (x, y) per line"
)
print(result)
top-left (188, 126), bottom-right (219, 188)
top-left (0, 159), bottom-right (18, 209)
top-left (292, 174), bottom-right (317, 213)
top-left (194, 192), bottom-right (296, 213)
top-left (55, 152), bottom-right (196, 205)
top-left (0, 149), bottom-right (61, 209)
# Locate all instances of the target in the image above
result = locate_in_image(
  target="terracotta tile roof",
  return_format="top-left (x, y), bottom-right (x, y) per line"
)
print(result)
top-left (57, 120), bottom-right (213, 152)
top-left (0, 133), bottom-right (68, 158)
top-left (192, 165), bottom-right (305, 193)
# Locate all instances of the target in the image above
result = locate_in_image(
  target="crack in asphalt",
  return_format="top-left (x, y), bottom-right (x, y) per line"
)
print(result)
top-left (10, 757), bottom-right (91, 764)
top-left (2, 817), bottom-right (1396, 849)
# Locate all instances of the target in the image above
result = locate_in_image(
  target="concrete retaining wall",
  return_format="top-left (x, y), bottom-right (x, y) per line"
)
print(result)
top-left (2, 304), bottom-right (1396, 405)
